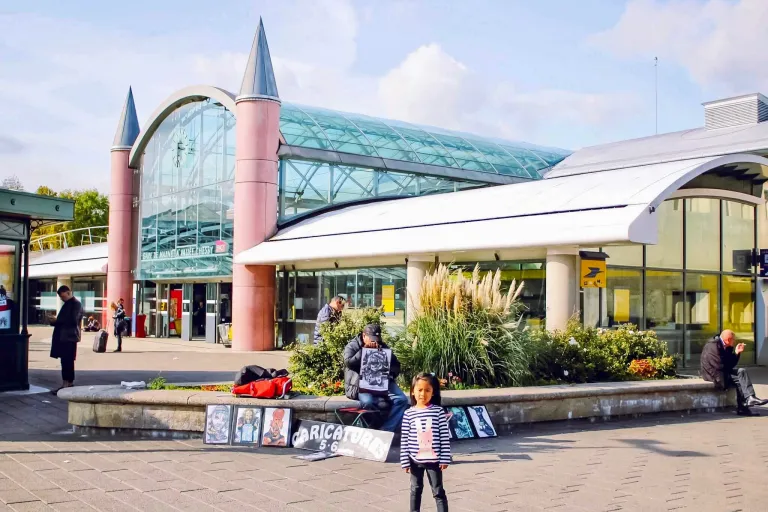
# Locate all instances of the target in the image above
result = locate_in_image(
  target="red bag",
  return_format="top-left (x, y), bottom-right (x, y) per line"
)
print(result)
top-left (233, 377), bottom-right (292, 399)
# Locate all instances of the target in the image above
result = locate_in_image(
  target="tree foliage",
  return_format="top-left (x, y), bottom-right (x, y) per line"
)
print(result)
top-left (1, 175), bottom-right (24, 191)
top-left (30, 186), bottom-right (109, 250)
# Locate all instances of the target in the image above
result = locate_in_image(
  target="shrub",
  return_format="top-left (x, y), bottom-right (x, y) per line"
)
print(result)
top-left (528, 321), bottom-right (677, 383)
top-left (393, 264), bottom-right (532, 387)
top-left (288, 308), bottom-right (383, 396)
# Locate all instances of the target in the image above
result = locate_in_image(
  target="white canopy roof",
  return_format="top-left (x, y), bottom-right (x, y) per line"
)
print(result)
top-left (236, 154), bottom-right (768, 269)
top-left (29, 243), bottom-right (108, 278)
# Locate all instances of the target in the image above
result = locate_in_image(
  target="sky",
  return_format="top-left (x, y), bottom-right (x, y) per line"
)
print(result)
top-left (2, 0), bottom-right (768, 193)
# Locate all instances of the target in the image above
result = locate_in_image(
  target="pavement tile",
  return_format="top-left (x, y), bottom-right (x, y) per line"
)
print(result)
top-left (8, 502), bottom-right (52, 512)
top-left (28, 490), bottom-right (76, 506)
top-left (181, 489), bottom-right (236, 505)
top-left (63, 471), bottom-right (131, 493)
top-left (31, 471), bottom-right (93, 493)
top-left (107, 490), bottom-right (173, 512)
top-left (145, 489), bottom-right (217, 512)
top-left (48, 501), bottom-right (94, 512)
top-left (0, 490), bottom-right (39, 506)
top-left (68, 490), bottom-right (137, 512)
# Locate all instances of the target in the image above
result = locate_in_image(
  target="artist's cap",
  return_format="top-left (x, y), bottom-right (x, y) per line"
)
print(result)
top-left (363, 324), bottom-right (382, 343)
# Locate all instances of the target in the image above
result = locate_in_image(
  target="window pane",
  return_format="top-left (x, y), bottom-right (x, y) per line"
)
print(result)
top-left (645, 270), bottom-right (683, 356)
top-left (722, 201), bottom-right (755, 273)
top-left (722, 275), bottom-right (755, 364)
top-left (646, 199), bottom-right (683, 269)
top-left (603, 245), bottom-right (642, 267)
top-left (0, 244), bottom-right (17, 331)
top-left (684, 273), bottom-right (720, 368)
top-left (604, 268), bottom-right (643, 327)
top-left (685, 198), bottom-right (720, 271)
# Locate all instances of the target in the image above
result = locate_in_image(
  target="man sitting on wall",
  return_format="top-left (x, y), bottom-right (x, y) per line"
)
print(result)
top-left (313, 295), bottom-right (345, 344)
top-left (700, 329), bottom-right (767, 416)
top-left (343, 324), bottom-right (409, 432)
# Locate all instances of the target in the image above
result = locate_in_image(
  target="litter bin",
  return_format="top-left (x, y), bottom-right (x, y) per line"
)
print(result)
top-left (218, 323), bottom-right (231, 345)
top-left (135, 314), bottom-right (147, 338)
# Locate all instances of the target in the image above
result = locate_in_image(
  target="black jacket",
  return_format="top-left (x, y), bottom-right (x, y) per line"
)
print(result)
top-left (343, 334), bottom-right (401, 400)
top-left (700, 336), bottom-right (739, 389)
top-left (51, 297), bottom-right (83, 358)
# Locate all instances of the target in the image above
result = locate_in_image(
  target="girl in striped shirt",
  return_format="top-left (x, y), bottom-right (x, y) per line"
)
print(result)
top-left (401, 373), bottom-right (450, 512)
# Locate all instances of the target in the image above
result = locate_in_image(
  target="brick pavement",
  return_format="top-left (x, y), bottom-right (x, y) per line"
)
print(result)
top-left (3, 328), bottom-right (768, 511)
top-left (2, 389), bottom-right (768, 511)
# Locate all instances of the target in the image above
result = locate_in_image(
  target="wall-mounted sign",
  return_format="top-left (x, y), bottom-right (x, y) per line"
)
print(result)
top-left (214, 240), bottom-right (229, 254)
top-left (579, 250), bottom-right (608, 289)
top-left (141, 245), bottom-right (216, 262)
top-left (381, 284), bottom-right (395, 317)
top-left (760, 249), bottom-right (768, 277)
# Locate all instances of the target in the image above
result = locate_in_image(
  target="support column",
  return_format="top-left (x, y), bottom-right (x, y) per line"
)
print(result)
top-left (231, 19), bottom-right (281, 351)
top-left (56, 276), bottom-right (72, 312)
top-left (107, 88), bottom-right (140, 322)
top-left (406, 254), bottom-right (433, 323)
top-left (545, 248), bottom-right (579, 331)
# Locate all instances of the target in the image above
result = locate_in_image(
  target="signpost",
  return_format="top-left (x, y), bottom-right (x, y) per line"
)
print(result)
top-left (291, 420), bottom-right (393, 462)
top-left (759, 249), bottom-right (768, 277)
top-left (578, 251), bottom-right (608, 289)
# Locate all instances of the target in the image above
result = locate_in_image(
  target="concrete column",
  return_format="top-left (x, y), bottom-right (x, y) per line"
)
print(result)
top-left (545, 248), bottom-right (579, 331)
top-left (56, 276), bottom-right (72, 312)
top-left (406, 255), bottom-right (434, 323)
top-left (232, 98), bottom-right (280, 351)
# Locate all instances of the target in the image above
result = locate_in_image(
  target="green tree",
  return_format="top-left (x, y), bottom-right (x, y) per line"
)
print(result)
top-left (30, 187), bottom-right (109, 250)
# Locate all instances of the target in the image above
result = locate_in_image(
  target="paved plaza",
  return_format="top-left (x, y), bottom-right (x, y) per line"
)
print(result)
top-left (1, 328), bottom-right (767, 511)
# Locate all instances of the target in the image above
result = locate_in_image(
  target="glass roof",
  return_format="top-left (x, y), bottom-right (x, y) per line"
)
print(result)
top-left (279, 103), bottom-right (571, 179)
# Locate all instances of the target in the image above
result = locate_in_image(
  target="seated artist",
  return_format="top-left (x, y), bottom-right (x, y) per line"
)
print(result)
top-left (343, 323), bottom-right (409, 432)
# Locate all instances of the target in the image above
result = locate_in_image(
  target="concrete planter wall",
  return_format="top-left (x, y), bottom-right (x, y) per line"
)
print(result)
top-left (58, 379), bottom-right (735, 437)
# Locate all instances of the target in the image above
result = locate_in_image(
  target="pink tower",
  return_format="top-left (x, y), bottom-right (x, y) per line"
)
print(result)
top-left (107, 88), bottom-right (140, 323)
top-left (232, 19), bottom-right (281, 351)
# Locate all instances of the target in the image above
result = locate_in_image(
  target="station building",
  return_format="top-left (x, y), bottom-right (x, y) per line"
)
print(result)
top-left (29, 20), bottom-right (768, 367)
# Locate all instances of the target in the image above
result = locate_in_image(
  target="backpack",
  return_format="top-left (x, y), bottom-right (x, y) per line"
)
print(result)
top-left (232, 376), bottom-right (292, 399)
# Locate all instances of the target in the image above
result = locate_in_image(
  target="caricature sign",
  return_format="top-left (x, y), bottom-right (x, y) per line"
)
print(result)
top-left (291, 420), bottom-right (393, 462)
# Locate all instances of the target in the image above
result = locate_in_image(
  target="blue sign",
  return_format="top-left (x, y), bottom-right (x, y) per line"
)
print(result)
top-left (760, 249), bottom-right (768, 277)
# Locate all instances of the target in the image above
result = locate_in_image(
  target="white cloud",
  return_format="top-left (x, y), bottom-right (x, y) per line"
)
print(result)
top-left (0, 1), bottom-right (637, 193)
top-left (590, 0), bottom-right (768, 95)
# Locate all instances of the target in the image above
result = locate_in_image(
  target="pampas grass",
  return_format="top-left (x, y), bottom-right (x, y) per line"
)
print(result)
top-left (394, 264), bottom-right (532, 388)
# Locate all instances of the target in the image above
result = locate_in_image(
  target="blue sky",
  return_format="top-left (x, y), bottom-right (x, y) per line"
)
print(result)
top-left (2, 0), bottom-right (767, 192)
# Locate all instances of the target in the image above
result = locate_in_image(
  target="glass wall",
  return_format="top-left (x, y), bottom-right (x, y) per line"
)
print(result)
top-left (591, 197), bottom-right (757, 366)
top-left (279, 158), bottom-right (483, 222)
top-left (137, 98), bottom-right (236, 280)
top-left (449, 261), bottom-right (546, 327)
top-left (280, 267), bottom-right (407, 345)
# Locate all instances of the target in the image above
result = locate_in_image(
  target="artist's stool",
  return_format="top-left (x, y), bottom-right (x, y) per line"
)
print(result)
top-left (334, 407), bottom-right (383, 428)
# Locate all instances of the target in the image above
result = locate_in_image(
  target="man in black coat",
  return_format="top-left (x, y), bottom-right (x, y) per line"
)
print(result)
top-left (700, 329), bottom-right (766, 415)
top-left (50, 285), bottom-right (83, 394)
top-left (343, 324), bottom-right (409, 432)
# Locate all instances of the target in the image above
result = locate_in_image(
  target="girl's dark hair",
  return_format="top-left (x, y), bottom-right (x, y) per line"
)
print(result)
top-left (409, 372), bottom-right (442, 406)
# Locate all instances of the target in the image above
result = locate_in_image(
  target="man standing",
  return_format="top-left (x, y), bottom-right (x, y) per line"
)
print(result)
top-left (50, 286), bottom-right (83, 394)
top-left (313, 295), bottom-right (345, 344)
top-left (700, 329), bottom-right (767, 415)
top-left (344, 324), bottom-right (409, 432)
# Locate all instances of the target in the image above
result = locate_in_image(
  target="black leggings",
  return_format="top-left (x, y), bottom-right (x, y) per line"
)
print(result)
top-left (60, 342), bottom-right (77, 383)
top-left (410, 460), bottom-right (448, 512)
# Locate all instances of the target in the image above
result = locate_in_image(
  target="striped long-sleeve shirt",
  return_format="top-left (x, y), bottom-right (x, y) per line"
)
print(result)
top-left (400, 404), bottom-right (451, 468)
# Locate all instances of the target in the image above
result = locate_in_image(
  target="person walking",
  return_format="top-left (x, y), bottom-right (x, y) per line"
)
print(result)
top-left (401, 373), bottom-right (450, 512)
top-left (50, 285), bottom-right (83, 394)
top-left (112, 298), bottom-right (126, 352)
top-left (700, 329), bottom-right (767, 416)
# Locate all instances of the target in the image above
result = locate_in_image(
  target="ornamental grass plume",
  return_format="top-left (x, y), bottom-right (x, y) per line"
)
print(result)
top-left (397, 264), bottom-right (531, 388)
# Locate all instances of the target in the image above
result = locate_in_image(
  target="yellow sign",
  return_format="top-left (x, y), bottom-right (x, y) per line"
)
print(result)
top-left (614, 289), bottom-right (630, 323)
top-left (580, 259), bottom-right (606, 288)
top-left (382, 285), bottom-right (395, 317)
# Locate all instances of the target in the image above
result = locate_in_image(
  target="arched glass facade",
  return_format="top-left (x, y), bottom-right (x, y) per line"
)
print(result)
top-left (136, 99), bottom-right (236, 280)
top-left (584, 197), bottom-right (757, 366)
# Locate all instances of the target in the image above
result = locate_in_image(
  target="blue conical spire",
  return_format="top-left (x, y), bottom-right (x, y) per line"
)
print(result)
top-left (112, 87), bottom-right (140, 149)
top-left (238, 18), bottom-right (280, 102)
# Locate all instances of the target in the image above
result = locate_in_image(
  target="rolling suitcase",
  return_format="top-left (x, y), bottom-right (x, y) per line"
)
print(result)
top-left (92, 330), bottom-right (108, 353)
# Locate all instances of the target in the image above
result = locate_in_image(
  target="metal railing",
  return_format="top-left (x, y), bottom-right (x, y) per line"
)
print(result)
top-left (31, 225), bottom-right (108, 252)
